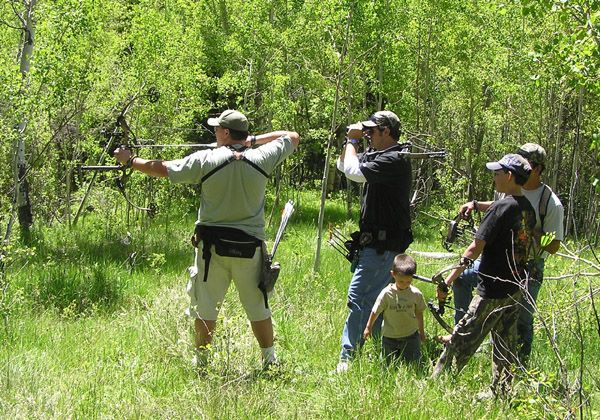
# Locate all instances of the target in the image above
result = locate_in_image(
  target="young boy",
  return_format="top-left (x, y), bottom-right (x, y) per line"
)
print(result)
top-left (432, 153), bottom-right (536, 396)
top-left (363, 254), bottom-right (426, 365)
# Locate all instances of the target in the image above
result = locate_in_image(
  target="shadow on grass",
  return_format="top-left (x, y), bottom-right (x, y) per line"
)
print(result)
top-left (28, 263), bottom-right (124, 315)
top-left (18, 216), bottom-right (195, 315)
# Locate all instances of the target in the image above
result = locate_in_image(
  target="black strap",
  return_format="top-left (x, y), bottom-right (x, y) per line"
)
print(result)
top-left (202, 239), bottom-right (212, 282)
top-left (200, 147), bottom-right (270, 183)
top-left (538, 183), bottom-right (552, 228)
top-left (240, 155), bottom-right (270, 178)
top-left (201, 156), bottom-right (235, 183)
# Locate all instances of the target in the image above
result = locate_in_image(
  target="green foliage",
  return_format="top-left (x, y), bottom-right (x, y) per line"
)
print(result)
top-left (0, 0), bottom-right (598, 239)
top-left (1, 0), bottom-right (599, 414)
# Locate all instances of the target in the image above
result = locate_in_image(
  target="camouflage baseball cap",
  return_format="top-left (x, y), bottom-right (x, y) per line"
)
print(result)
top-left (207, 109), bottom-right (249, 132)
top-left (361, 110), bottom-right (401, 131)
top-left (517, 143), bottom-right (546, 166)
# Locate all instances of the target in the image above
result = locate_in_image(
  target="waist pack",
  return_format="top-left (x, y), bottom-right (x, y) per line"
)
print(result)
top-left (192, 225), bottom-right (261, 282)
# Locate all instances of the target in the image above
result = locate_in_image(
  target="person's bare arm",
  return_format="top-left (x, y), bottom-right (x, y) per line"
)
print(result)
top-left (113, 148), bottom-right (169, 177)
top-left (436, 238), bottom-right (485, 302)
top-left (459, 200), bottom-right (493, 218)
top-left (416, 309), bottom-right (425, 342)
top-left (246, 131), bottom-right (301, 149)
top-left (363, 311), bottom-right (379, 340)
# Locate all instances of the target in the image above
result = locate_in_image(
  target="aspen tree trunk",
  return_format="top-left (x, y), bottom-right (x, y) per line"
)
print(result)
top-left (565, 134), bottom-right (579, 241)
top-left (314, 4), bottom-right (353, 272)
top-left (551, 88), bottom-right (565, 190)
top-left (219, 0), bottom-right (229, 34)
top-left (377, 57), bottom-right (383, 110)
top-left (415, 28), bottom-right (421, 132)
top-left (565, 87), bottom-right (585, 240)
top-left (425, 16), bottom-right (434, 136)
top-left (345, 46), bottom-right (354, 218)
top-left (465, 96), bottom-right (475, 199)
top-left (13, 0), bottom-right (37, 239)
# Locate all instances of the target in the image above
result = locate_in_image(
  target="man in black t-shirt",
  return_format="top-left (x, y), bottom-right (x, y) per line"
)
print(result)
top-left (334, 111), bottom-right (413, 373)
top-left (432, 154), bottom-right (536, 396)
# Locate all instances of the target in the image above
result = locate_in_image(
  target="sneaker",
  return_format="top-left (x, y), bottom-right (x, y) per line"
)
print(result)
top-left (334, 361), bottom-right (349, 374)
top-left (261, 358), bottom-right (282, 379)
top-left (475, 389), bottom-right (495, 401)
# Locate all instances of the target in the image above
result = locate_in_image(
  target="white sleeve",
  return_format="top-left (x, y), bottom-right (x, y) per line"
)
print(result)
top-left (336, 154), bottom-right (366, 184)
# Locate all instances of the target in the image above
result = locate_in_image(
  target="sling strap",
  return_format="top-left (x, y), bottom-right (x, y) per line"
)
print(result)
top-left (200, 146), bottom-right (269, 183)
top-left (538, 183), bottom-right (552, 229)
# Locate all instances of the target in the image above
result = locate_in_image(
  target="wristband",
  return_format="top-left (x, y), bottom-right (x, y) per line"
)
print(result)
top-left (250, 135), bottom-right (257, 147)
top-left (344, 137), bottom-right (360, 146)
top-left (125, 154), bottom-right (138, 168)
top-left (459, 256), bottom-right (474, 267)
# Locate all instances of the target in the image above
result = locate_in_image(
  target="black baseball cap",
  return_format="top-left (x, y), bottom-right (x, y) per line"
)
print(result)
top-left (486, 153), bottom-right (532, 179)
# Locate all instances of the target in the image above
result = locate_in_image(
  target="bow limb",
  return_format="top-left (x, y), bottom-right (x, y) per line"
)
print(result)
top-left (114, 167), bottom-right (157, 215)
top-left (427, 301), bottom-right (453, 333)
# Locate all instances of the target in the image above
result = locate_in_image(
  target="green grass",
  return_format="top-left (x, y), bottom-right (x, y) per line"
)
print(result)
top-left (1, 190), bottom-right (598, 418)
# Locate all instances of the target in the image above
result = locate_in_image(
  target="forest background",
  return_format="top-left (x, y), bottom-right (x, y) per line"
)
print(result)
top-left (1, 0), bottom-right (599, 418)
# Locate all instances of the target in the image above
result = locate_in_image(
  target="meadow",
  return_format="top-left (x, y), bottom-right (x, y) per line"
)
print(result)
top-left (1, 190), bottom-right (598, 418)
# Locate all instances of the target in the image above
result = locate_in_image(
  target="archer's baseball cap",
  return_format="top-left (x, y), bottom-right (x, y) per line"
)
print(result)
top-left (517, 143), bottom-right (547, 166)
top-left (361, 110), bottom-right (401, 130)
top-left (207, 110), bottom-right (249, 132)
top-left (486, 153), bottom-right (532, 179)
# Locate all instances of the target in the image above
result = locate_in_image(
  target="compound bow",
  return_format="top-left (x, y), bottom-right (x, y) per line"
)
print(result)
top-left (327, 227), bottom-right (458, 333)
top-left (412, 264), bottom-right (463, 334)
top-left (74, 88), bottom-right (216, 222)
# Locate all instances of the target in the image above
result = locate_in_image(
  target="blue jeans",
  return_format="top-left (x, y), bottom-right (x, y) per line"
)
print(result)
top-left (451, 259), bottom-right (481, 325)
top-left (517, 259), bottom-right (544, 361)
top-left (382, 331), bottom-right (421, 365)
top-left (340, 247), bottom-right (396, 361)
top-left (452, 258), bottom-right (545, 361)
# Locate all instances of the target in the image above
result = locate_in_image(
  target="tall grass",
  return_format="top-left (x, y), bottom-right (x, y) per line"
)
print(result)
top-left (0, 190), bottom-right (598, 418)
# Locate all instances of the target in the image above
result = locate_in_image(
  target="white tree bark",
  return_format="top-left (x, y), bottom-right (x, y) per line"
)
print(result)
top-left (13, 0), bottom-right (37, 232)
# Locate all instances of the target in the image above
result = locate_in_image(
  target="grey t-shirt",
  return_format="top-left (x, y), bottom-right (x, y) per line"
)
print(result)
top-left (372, 284), bottom-right (426, 339)
top-left (165, 136), bottom-right (295, 240)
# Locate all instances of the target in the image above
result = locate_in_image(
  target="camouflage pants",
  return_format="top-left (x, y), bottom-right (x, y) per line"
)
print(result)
top-left (432, 291), bottom-right (521, 394)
